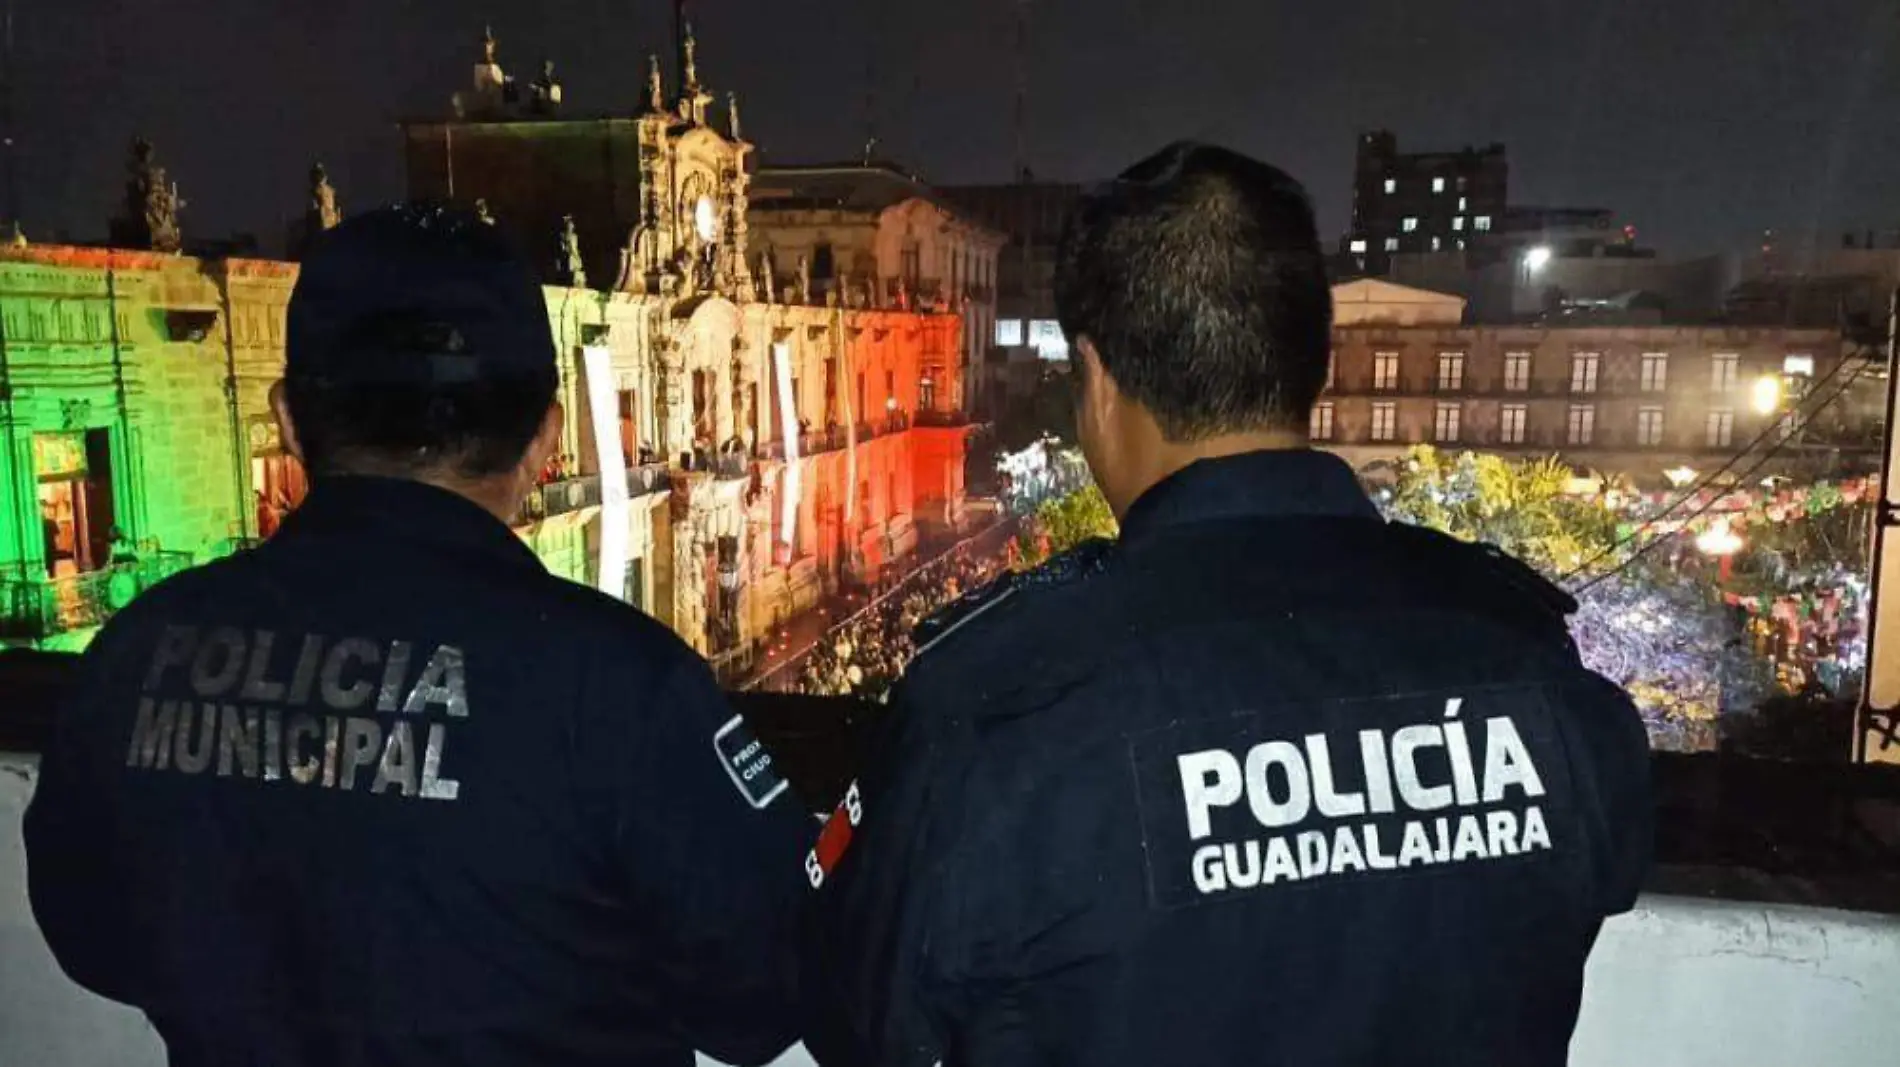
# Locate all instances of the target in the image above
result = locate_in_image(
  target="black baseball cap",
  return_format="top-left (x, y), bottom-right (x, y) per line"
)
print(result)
top-left (286, 203), bottom-right (557, 385)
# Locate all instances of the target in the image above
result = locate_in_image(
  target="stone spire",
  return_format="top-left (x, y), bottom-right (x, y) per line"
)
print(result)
top-left (647, 54), bottom-right (666, 114)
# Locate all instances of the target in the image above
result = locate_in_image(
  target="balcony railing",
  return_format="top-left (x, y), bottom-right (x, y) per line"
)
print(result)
top-left (0, 551), bottom-right (195, 641)
top-left (914, 409), bottom-right (975, 429)
top-left (517, 474), bottom-right (601, 526)
top-left (626, 462), bottom-right (671, 498)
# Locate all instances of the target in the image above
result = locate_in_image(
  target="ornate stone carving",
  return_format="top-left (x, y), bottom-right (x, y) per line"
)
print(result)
top-left (796, 254), bottom-right (811, 305)
top-left (475, 199), bottom-right (496, 226)
top-left (648, 54), bottom-right (666, 113)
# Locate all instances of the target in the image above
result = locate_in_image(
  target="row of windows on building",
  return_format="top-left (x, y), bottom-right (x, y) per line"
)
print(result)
top-left (1341, 351), bottom-right (1807, 395)
top-left (993, 318), bottom-right (1069, 359)
top-left (1382, 176), bottom-right (1470, 197)
top-left (1310, 400), bottom-right (1738, 449)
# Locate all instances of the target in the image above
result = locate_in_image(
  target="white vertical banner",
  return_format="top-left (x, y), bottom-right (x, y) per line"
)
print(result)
top-left (774, 342), bottom-right (801, 550)
top-left (582, 345), bottom-right (631, 600)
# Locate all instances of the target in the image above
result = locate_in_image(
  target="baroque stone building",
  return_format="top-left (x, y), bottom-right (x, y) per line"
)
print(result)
top-left (0, 30), bottom-right (974, 663)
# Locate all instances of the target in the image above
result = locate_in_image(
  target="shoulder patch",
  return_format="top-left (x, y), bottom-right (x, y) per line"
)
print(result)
top-left (713, 714), bottom-right (789, 809)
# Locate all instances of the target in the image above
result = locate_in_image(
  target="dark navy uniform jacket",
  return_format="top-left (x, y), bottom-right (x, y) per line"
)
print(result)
top-left (26, 476), bottom-right (812, 1067)
top-left (802, 449), bottom-right (1653, 1067)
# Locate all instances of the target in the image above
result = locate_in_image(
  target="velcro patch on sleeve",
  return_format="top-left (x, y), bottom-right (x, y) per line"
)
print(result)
top-left (714, 714), bottom-right (789, 810)
top-left (805, 781), bottom-right (862, 889)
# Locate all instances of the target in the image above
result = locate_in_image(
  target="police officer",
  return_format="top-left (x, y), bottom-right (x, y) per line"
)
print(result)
top-left (801, 144), bottom-right (1653, 1067)
top-left (26, 206), bottom-right (811, 1067)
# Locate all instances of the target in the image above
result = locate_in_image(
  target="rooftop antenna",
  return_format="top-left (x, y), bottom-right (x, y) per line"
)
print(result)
top-left (3, 0), bottom-right (17, 229)
top-left (1013, 0), bottom-right (1030, 183)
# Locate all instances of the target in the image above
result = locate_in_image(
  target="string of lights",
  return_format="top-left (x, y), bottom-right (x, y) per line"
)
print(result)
top-left (1564, 355), bottom-right (1877, 597)
top-left (1559, 346), bottom-right (1871, 587)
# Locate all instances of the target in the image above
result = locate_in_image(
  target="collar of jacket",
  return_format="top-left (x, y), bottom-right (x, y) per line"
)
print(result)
top-left (1118, 447), bottom-right (1382, 549)
top-left (271, 475), bottom-right (547, 575)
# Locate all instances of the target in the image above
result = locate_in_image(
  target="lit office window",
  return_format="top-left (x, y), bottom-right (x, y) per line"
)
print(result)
top-left (1432, 177), bottom-right (1447, 193)
top-left (1384, 237), bottom-right (1400, 252)
top-left (1373, 351), bottom-right (1400, 391)
top-left (1500, 404), bottom-right (1527, 444)
top-left (1437, 352), bottom-right (1465, 391)
top-left (1434, 402), bottom-right (1461, 443)
top-left (1349, 239), bottom-right (1368, 253)
top-left (1452, 216), bottom-right (1465, 231)
top-left (1784, 354), bottom-right (1815, 376)
top-left (1384, 178), bottom-right (1397, 194)
top-left (1567, 404), bottom-right (1595, 445)
top-left (1371, 402), bottom-right (1398, 442)
top-left (1640, 352), bottom-right (1669, 392)
top-left (1474, 216), bottom-right (1493, 232)
top-left (995, 319), bottom-right (1023, 347)
top-left (1402, 217), bottom-right (1419, 233)
top-left (1638, 407), bottom-right (1665, 446)
top-left (1310, 402), bottom-right (1335, 441)
top-left (1706, 409), bottom-right (1734, 448)
top-left (1504, 352), bottom-right (1532, 391)
top-left (1711, 353), bottom-right (1739, 391)
top-left (1570, 352), bottom-right (1600, 393)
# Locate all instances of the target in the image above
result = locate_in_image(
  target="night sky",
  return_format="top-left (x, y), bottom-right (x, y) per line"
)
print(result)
top-left (8, 0), bottom-right (1899, 257)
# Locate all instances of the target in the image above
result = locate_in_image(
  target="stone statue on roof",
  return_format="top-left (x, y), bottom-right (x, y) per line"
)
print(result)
top-left (555, 215), bottom-right (587, 289)
top-left (116, 138), bottom-right (183, 253)
top-left (308, 162), bottom-right (341, 232)
top-left (683, 21), bottom-right (700, 89)
top-left (529, 59), bottom-right (564, 115)
top-left (727, 92), bottom-right (743, 141)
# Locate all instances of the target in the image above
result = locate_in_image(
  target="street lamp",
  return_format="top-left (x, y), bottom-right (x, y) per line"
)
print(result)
top-left (1524, 245), bottom-right (1553, 274)
top-left (1751, 374), bottom-right (1783, 415)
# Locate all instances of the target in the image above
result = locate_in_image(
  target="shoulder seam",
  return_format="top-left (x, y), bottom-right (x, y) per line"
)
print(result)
top-left (915, 585), bottom-right (1018, 660)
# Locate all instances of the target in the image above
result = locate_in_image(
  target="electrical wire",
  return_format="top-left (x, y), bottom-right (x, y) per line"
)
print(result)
top-left (1558, 346), bottom-right (1870, 586)
top-left (1564, 355), bottom-right (1877, 597)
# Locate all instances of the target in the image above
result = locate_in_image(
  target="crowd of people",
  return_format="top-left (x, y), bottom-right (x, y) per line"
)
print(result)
top-left (786, 540), bottom-right (1010, 701)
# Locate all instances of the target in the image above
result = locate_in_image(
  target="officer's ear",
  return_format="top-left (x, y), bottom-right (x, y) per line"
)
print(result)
top-left (1074, 338), bottom-right (1118, 427)
top-left (526, 401), bottom-right (564, 474)
top-left (267, 380), bottom-right (305, 463)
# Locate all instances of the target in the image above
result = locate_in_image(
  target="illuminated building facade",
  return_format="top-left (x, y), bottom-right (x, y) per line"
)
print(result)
top-left (1320, 280), bottom-right (1880, 481)
top-left (0, 30), bottom-right (973, 662)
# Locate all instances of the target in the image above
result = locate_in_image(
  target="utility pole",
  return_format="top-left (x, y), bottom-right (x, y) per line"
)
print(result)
top-left (1857, 285), bottom-right (1900, 763)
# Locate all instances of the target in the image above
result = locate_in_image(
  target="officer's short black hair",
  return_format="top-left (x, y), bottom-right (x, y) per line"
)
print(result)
top-left (284, 204), bottom-right (558, 479)
top-left (1054, 142), bottom-right (1332, 440)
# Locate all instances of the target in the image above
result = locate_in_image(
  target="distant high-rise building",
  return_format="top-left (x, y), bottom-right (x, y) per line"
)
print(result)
top-left (1343, 129), bottom-right (1507, 277)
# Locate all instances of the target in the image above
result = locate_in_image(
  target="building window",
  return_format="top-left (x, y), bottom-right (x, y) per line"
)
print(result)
top-left (1784, 353), bottom-right (1815, 377)
top-left (1437, 352), bottom-right (1465, 391)
top-left (1402, 217), bottom-right (1419, 233)
top-left (1349, 238), bottom-right (1368, 253)
top-left (1373, 351), bottom-right (1400, 391)
top-left (900, 243), bottom-right (922, 285)
top-left (1371, 402), bottom-right (1397, 442)
top-left (1711, 353), bottom-right (1739, 392)
top-left (1310, 402), bottom-right (1335, 441)
top-left (1452, 216), bottom-right (1465, 231)
top-left (1474, 215), bottom-right (1493, 232)
top-left (995, 319), bottom-right (1023, 346)
top-left (1504, 351), bottom-right (1532, 392)
top-left (1434, 402), bottom-right (1462, 443)
top-left (812, 242), bottom-right (836, 281)
top-left (1640, 352), bottom-right (1669, 392)
top-left (1457, 176), bottom-right (1468, 192)
top-left (1500, 404), bottom-right (1527, 445)
top-left (1384, 237), bottom-right (1400, 252)
top-left (1456, 239), bottom-right (1466, 250)
top-left (1432, 177), bottom-right (1447, 193)
top-left (1567, 405), bottom-right (1596, 446)
top-left (1431, 236), bottom-right (1442, 251)
top-left (1383, 178), bottom-right (1396, 194)
top-left (1638, 406), bottom-right (1665, 446)
top-left (1324, 357), bottom-right (1335, 391)
top-left (1570, 352), bottom-right (1600, 394)
top-left (1707, 409), bottom-right (1734, 448)
top-left (1458, 196), bottom-right (1468, 212)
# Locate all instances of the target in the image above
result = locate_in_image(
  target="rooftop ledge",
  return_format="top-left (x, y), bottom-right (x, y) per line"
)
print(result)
top-left (4, 661), bottom-right (1900, 1065)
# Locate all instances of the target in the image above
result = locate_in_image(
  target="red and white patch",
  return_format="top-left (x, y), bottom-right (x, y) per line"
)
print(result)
top-left (805, 781), bottom-right (863, 889)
